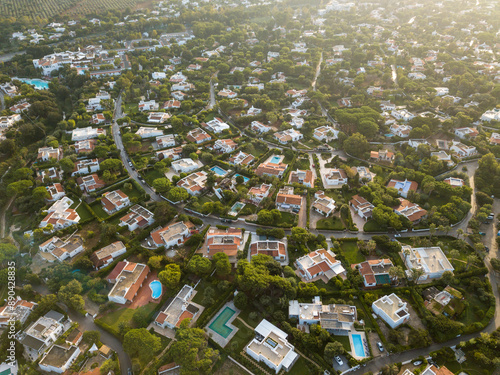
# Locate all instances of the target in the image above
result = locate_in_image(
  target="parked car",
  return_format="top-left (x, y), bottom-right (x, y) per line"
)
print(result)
top-left (413, 360), bottom-right (423, 366)
top-left (394, 234), bottom-right (401, 238)
top-left (479, 232), bottom-right (486, 236)
top-left (485, 246), bottom-right (490, 253)
top-left (335, 356), bottom-right (343, 366)
top-left (377, 342), bottom-right (384, 352)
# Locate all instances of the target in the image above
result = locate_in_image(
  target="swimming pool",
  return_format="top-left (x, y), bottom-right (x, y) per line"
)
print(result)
top-left (229, 202), bottom-right (245, 216)
top-left (233, 174), bottom-right (249, 184)
top-left (210, 165), bottom-right (227, 176)
top-left (209, 306), bottom-right (236, 338)
top-left (15, 78), bottom-right (49, 90)
top-left (352, 334), bottom-right (366, 357)
top-left (149, 280), bottom-right (162, 299)
top-left (270, 155), bottom-right (282, 164)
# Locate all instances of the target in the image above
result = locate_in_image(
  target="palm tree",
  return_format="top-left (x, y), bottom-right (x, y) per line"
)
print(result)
top-left (389, 266), bottom-right (405, 281)
top-left (410, 268), bottom-right (425, 284)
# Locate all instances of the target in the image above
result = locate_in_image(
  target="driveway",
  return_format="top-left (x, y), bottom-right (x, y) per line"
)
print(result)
top-left (298, 199), bottom-right (307, 228)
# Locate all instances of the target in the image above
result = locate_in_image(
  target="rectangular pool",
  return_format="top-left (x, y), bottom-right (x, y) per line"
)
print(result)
top-left (270, 155), bottom-right (282, 164)
top-left (352, 334), bottom-right (366, 357)
top-left (209, 306), bottom-right (236, 338)
top-left (210, 165), bottom-right (228, 176)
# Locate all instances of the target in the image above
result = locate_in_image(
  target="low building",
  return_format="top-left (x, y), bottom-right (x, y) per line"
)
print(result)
top-left (393, 198), bottom-right (427, 223)
top-left (90, 241), bottom-right (127, 270)
top-left (313, 126), bottom-right (338, 142)
top-left (289, 169), bottom-right (314, 188)
top-left (275, 187), bottom-right (302, 210)
top-left (255, 162), bottom-right (287, 178)
top-left (450, 141), bottom-right (477, 158)
top-left (401, 245), bottom-right (454, 281)
top-left (312, 191), bottom-right (336, 217)
top-left (387, 179), bottom-right (418, 198)
top-left (250, 240), bottom-right (286, 261)
top-left (77, 174), bottom-right (105, 192)
top-left (214, 139), bottom-right (237, 153)
top-left (156, 134), bottom-right (176, 149)
top-left (248, 183), bottom-right (272, 204)
top-left (138, 100), bottom-right (159, 112)
top-left (443, 177), bottom-right (464, 187)
top-left (39, 235), bottom-right (85, 262)
top-left (203, 118), bottom-right (230, 133)
top-left (40, 197), bottom-right (80, 230)
top-left (157, 147), bottom-right (183, 161)
top-left (151, 221), bottom-right (195, 248)
top-left (325, 169), bottom-right (348, 186)
top-left (274, 129), bottom-right (303, 144)
top-left (295, 249), bottom-right (346, 283)
top-left (370, 149), bottom-right (394, 162)
top-left (177, 171), bottom-right (208, 196)
top-left (39, 345), bottom-right (80, 374)
top-left (101, 190), bottom-right (130, 214)
top-left (390, 123), bottom-right (412, 137)
top-left (107, 261), bottom-right (150, 304)
top-left (372, 294), bottom-right (410, 328)
top-left (246, 319), bottom-right (298, 374)
top-left (91, 113), bottom-right (106, 125)
top-left (352, 259), bottom-right (394, 287)
top-left (250, 121), bottom-right (271, 134)
top-left (20, 310), bottom-right (66, 361)
top-left (71, 126), bottom-right (105, 141)
top-left (349, 195), bottom-right (375, 221)
top-left (228, 151), bottom-right (254, 166)
top-left (488, 132), bottom-right (500, 145)
top-left (119, 204), bottom-right (155, 231)
top-left (154, 285), bottom-right (199, 329)
top-left (171, 158), bottom-right (199, 174)
top-left (72, 158), bottom-right (99, 176)
top-left (37, 146), bottom-right (62, 161)
top-left (74, 139), bottom-right (97, 154)
top-left (186, 128), bottom-right (211, 144)
top-left (289, 296), bottom-right (356, 335)
top-left (455, 127), bottom-right (479, 139)
top-left (158, 363), bottom-right (181, 375)
top-left (46, 183), bottom-right (65, 201)
top-left (204, 227), bottom-right (243, 262)
top-left (136, 127), bottom-right (163, 139)
top-left (0, 297), bottom-right (37, 328)
top-left (431, 151), bottom-right (453, 166)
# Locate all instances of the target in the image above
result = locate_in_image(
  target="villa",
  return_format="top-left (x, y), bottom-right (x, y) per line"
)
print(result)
top-left (71, 126), bottom-right (105, 141)
top-left (0, 297), bottom-right (37, 328)
top-left (154, 285), bottom-right (199, 329)
top-left (203, 118), bottom-right (230, 133)
top-left (352, 259), bottom-right (394, 288)
top-left (250, 121), bottom-right (271, 134)
top-left (370, 149), bottom-right (394, 162)
top-left (390, 124), bottom-right (412, 137)
top-left (313, 126), bottom-right (338, 141)
top-left (40, 197), bottom-right (80, 230)
top-left (248, 183), bottom-right (272, 204)
top-left (450, 141), bottom-right (477, 158)
top-left (177, 171), bottom-right (208, 196)
top-left (324, 169), bottom-right (348, 186)
top-left (228, 151), bottom-right (254, 166)
top-left (90, 241), bottom-right (127, 269)
top-left (443, 177), bottom-right (464, 187)
top-left (275, 187), bottom-right (302, 211)
top-left (255, 162), bottom-right (287, 178)
top-left (45, 183), bottom-right (65, 201)
top-left (401, 245), bottom-right (454, 281)
top-left (214, 139), bottom-right (238, 153)
top-left (204, 227), bottom-right (243, 262)
top-left (151, 221), bottom-right (195, 248)
top-left (431, 151), bottom-right (453, 166)
top-left (186, 128), bottom-right (211, 144)
top-left (119, 204), bottom-right (155, 231)
top-left (289, 169), bottom-right (314, 187)
top-left (250, 240), bottom-right (287, 261)
top-left (156, 134), bottom-right (176, 149)
top-left (107, 260), bottom-right (150, 305)
top-left (74, 139), bottom-right (97, 153)
top-left (136, 127), bottom-right (163, 139)
top-left (245, 319), bottom-right (298, 374)
top-left (295, 249), bottom-right (346, 283)
top-left (72, 158), bottom-right (99, 176)
top-left (37, 146), bottom-right (62, 161)
top-left (101, 190), bottom-right (130, 214)
top-left (372, 294), bottom-right (410, 328)
top-left (289, 296), bottom-right (356, 335)
top-left (157, 147), bottom-right (183, 161)
top-left (455, 127), bottom-right (479, 139)
top-left (489, 132), bottom-right (500, 145)
top-left (171, 158), bottom-right (199, 173)
top-left (387, 179), bottom-right (418, 198)
top-left (393, 198), bottom-right (427, 223)
top-left (274, 129), bottom-right (303, 144)
top-left (481, 108), bottom-right (500, 122)
top-left (39, 344), bottom-right (81, 374)
top-left (38, 235), bottom-right (85, 262)
top-left (77, 174), bottom-right (105, 192)
top-left (312, 191), bottom-right (336, 217)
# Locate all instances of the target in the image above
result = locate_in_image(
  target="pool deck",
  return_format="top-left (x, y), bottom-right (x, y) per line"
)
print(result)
top-left (129, 271), bottom-right (162, 309)
top-left (348, 331), bottom-right (369, 360)
top-left (265, 154), bottom-right (285, 164)
top-left (205, 301), bottom-right (240, 348)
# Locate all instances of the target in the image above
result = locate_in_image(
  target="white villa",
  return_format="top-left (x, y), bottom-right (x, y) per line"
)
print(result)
top-left (372, 294), bottom-right (410, 328)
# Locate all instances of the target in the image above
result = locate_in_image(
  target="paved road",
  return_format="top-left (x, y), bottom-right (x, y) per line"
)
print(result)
top-left (312, 52), bottom-right (323, 92)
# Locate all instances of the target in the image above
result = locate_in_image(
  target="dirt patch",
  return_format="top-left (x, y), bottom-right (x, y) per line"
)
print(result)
top-left (80, 221), bottom-right (102, 249)
top-left (214, 359), bottom-right (249, 375)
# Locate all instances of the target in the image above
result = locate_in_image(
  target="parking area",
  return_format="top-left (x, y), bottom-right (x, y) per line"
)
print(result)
top-left (331, 354), bottom-right (350, 373)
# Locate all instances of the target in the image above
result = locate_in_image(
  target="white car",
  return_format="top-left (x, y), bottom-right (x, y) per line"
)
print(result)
top-left (335, 356), bottom-right (343, 366)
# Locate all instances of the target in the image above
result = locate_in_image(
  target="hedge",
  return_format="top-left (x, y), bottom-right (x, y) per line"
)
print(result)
top-left (195, 285), bottom-right (235, 329)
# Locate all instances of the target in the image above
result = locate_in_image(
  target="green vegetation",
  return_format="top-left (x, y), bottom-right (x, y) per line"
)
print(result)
top-left (316, 216), bottom-right (344, 230)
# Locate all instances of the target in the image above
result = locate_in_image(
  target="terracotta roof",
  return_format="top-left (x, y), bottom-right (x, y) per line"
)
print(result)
top-left (124, 264), bottom-right (150, 301)
top-left (276, 193), bottom-right (302, 206)
top-left (175, 310), bottom-right (194, 327)
top-left (107, 261), bottom-right (127, 281)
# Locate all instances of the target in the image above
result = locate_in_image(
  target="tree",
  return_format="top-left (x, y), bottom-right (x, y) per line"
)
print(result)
top-left (148, 256), bottom-right (165, 270)
top-left (153, 178), bottom-right (171, 193)
top-left (100, 159), bottom-right (123, 173)
top-left (83, 330), bottom-right (100, 345)
top-left (32, 186), bottom-right (50, 202)
top-left (234, 292), bottom-right (247, 309)
top-left (0, 243), bottom-right (17, 264)
top-left (159, 264), bottom-right (181, 289)
top-left (7, 180), bottom-right (33, 196)
top-left (169, 322), bottom-right (220, 373)
top-left (343, 133), bottom-right (370, 158)
top-left (167, 187), bottom-right (189, 202)
top-left (388, 266), bottom-right (405, 280)
top-left (59, 158), bottom-right (75, 173)
top-left (100, 359), bottom-right (117, 375)
top-left (324, 341), bottom-right (344, 362)
top-left (235, 175), bottom-right (244, 184)
top-left (123, 328), bottom-right (161, 363)
top-left (409, 268), bottom-right (425, 283)
top-left (213, 252), bottom-right (231, 276)
top-left (188, 255), bottom-right (212, 276)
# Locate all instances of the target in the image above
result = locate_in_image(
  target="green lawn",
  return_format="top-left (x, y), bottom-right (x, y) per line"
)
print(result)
top-left (442, 359), bottom-right (489, 375)
top-left (90, 202), bottom-right (109, 219)
top-left (316, 217), bottom-right (344, 230)
top-left (333, 335), bottom-right (351, 352)
top-left (192, 278), bottom-right (213, 305)
top-left (277, 212), bottom-right (296, 227)
top-left (76, 202), bottom-right (95, 221)
top-left (363, 220), bottom-right (386, 232)
top-left (288, 356), bottom-right (315, 375)
top-left (144, 169), bottom-right (165, 186)
top-left (122, 183), bottom-right (145, 200)
top-left (295, 157), bottom-right (310, 170)
top-left (457, 293), bottom-right (490, 326)
top-left (237, 309), bottom-right (260, 328)
top-left (99, 303), bottom-right (157, 331)
top-left (340, 240), bottom-right (366, 264)
top-left (228, 318), bottom-right (254, 353)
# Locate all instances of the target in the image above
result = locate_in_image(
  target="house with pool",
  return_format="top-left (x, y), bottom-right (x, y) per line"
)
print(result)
top-left (246, 319), bottom-right (298, 374)
top-left (289, 296), bottom-right (357, 336)
top-left (351, 259), bottom-right (395, 288)
top-left (154, 285), bottom-right (200, 330)
top-left (107, 261), bottom-right (150, 305)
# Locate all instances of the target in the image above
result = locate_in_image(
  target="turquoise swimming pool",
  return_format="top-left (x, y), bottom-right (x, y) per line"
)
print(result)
top-left (270, 155), bottom-right (282, 163)
top-left (149, 280), bottom-right (162, 299)
top-left (352, 334), bottom-right (366, 357)
top-left (15, 78), bottom-right (49, 90)
top-left (210, 165), bottom-right (227, 176)
top-left (209, 306), bottom-right (236, 338)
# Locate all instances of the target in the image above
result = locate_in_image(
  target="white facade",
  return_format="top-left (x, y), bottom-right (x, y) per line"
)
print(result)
top-left (71, 127), bottom-right (105, 141)
top-left (39, 345), bottom-right (80, 374)
top-left (401, 245), bottom-right (454, 281)
top-left (372, 294), bottom-right (410, 328)
top-left (171, 158), bottom-right (199, 173)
